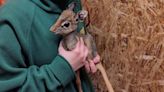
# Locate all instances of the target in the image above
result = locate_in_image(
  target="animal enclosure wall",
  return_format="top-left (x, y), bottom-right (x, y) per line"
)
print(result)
top-left (82, 0), bottom-right (164, 92)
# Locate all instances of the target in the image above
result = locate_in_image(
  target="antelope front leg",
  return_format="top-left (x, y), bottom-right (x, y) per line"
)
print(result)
top-left (96, 63), bottom-right (114, 92)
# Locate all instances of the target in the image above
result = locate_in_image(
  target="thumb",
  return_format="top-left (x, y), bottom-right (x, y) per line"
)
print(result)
top-left (93, 54), bottom-right (100, 64)
top-left (58, 42), bottom-right (66, 53)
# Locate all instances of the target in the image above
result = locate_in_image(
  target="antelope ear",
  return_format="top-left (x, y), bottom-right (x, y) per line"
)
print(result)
top-left (76, 10), bottom-right (88, 21)
top-left (50, 23), bottom-right (62, 34)
top-left (50, 19), bottom-right (62, 32)
top-left (68, 2), bottom-right (76, 10)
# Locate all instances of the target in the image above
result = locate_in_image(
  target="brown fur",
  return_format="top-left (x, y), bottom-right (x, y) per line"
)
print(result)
top-left (50, 3), bottom-right (114, 92)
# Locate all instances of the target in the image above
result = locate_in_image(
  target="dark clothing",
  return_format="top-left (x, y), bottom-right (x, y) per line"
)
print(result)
top-left (0, 0), bottom-right (94, 91)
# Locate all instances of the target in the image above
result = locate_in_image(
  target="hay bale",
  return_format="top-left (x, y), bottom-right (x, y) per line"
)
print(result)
top-left (82, 0), bottom-right (164, 92)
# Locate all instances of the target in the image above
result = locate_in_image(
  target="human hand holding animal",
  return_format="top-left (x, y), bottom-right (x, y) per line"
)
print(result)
top-left (58, 37), bottom-right (89, 71)
top-left (59, 37), bottom-right (100, 73)
top-left (84, 54), bottom-right (100, 73)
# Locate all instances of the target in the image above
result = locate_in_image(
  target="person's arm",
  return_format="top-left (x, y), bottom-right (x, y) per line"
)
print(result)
top-left (0, 0), bottom-right (5, 6)
top-left (0, 18), bottom-right (88, 92)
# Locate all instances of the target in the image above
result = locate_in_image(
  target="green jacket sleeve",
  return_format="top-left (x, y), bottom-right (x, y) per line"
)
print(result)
top-left (0, 17), bottom-right (75, 92)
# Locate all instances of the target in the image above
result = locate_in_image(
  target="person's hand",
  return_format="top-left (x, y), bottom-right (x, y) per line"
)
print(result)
top-left (58, 37), bottom-right (89, 71)
top-left (84, 54), bottom-right (100, 73)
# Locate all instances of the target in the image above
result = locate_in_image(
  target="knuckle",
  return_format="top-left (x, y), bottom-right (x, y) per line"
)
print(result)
top-left (74, 49), bottom-right (80, 54)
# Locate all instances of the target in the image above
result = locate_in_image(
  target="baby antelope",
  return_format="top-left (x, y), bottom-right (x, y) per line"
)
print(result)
top-left (50, 2), bottom-right (114, 92)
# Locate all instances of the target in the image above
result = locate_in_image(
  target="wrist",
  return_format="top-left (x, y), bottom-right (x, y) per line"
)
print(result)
top-left (49, 55), bottom-right (76, 86)
top-left (58, 54), bottom-right (77, 71)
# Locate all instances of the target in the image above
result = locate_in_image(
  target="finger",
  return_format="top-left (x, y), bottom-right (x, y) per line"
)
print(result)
top-left (79, 37), bottom-right (85, 50)
top-left (75, 37), bottom-right (80, 47)
top-left (81, 39), bottom-right (88, 58)
top-left (82, 47), bottom-right (88, 61)
top-left (89, 60), bottom-right (97, 73)
top-left (58, 42), bottom-right (65, 52)
top-left (73, 37), bottom-right (81, 51)
top-left (80, 37), bottom-right (85, 45)
top-left (84, 61), bottom-right (90, 73)
top-left (93, 54), bottom-right (100, 64)
top-left (75, 37), bottom-right (85, 55)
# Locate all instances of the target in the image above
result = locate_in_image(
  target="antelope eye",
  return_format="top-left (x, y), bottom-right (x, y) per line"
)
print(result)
top-left (76, 18), bottom-right (79, 22)
top-left (61, 21), bottom-right (70, 28)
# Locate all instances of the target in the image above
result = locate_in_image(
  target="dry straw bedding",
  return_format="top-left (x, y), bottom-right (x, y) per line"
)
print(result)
top-left (1, 0), bottom-right (163, 92)
top-left (82, 0), bottom-right (164, 92)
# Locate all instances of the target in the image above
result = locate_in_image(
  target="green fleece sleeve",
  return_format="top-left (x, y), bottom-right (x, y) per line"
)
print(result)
top-left (0, 21), bottom-right (75, 92)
